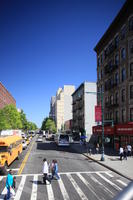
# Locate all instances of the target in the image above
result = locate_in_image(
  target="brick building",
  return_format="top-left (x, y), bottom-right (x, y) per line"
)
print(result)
top-left (93, 0), bottom-right (133, 149)
top-left (0, 82), bottom-right (16, 109)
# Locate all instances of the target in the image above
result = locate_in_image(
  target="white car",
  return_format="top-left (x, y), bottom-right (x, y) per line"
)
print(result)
top-left (22, 140), bottom-right (27, 150)
top-left (36, 137), bottom-right (43, 142)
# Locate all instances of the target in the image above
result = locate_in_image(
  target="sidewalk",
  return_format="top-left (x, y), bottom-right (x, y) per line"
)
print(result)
top-left (71, 143), bottom-right (133, 181)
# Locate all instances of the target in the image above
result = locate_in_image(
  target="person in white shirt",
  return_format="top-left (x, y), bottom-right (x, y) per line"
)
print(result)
top-left (42, 158), bottom-right (51, 185)
top-left (119, 146), bottom-right (123, 160)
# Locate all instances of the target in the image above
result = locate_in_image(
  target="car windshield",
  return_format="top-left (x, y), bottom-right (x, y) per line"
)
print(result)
top-left (0, 146), bottom-right (8, 152)
top-left (60, 135), bottom-right (69, 141)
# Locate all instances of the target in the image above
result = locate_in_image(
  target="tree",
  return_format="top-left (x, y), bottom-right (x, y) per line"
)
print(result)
top-left (20, 110), bottom-right (28, 130)
top-left (0, 105), bottom-right (22, 130)
top-left (41, 117), bottom-right (56, 133)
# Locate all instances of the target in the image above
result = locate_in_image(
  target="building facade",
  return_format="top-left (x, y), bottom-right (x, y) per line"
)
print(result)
top-left (72, 82), bottom-right (97, 141)
top-left (0, 82), bottom-right (16, 109)
top-left (49, 96), bottom-right (56, 121)
top-left (94, 0), bottom-right (133, 149)
top-left (55, 85), bottom-right (75, 131)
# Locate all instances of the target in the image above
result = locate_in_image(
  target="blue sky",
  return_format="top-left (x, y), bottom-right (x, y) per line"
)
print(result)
top-left (0, 0), bottom-right (125, 128)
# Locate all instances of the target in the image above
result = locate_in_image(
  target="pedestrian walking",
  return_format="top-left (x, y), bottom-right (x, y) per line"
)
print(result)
top-left (119, 146), bottom-right (123, 161)
top-left (5, 170), bottom-right (15, 200)
top-left (127, 144), bottom-right (132, 157)
top-left (54, 160), bottom-right (60, 180)
top-left (42, 158), bottom-right (51, 185)
top-left (123, 146), bottom-right (127, 160)
top-left (51, 160), bottom-right (55, 179)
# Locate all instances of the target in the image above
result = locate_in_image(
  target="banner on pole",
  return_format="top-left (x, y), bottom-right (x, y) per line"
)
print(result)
top-left (95, 105), bottom-right (102, 122)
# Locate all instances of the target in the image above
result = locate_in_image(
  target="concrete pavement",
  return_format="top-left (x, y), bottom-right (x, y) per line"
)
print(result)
top-left (71, 142), bottom-right (133, 181)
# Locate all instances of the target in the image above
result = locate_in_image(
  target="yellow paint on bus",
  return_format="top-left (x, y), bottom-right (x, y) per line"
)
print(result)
top-left (0, 135), bottom-right (22, 171)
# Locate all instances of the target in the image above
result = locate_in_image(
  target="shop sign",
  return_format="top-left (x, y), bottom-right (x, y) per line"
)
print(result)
top-left (95, 105), bottom-right (102, 122)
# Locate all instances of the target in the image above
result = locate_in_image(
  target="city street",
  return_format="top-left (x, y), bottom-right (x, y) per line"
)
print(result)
top-left (0, 136), bottom-right (131, 200)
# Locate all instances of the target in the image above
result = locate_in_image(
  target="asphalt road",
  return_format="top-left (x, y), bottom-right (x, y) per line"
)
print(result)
top-left (0, 135), bottom-right (131, 200)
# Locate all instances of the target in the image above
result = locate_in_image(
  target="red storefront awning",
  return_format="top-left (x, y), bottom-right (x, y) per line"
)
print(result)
top-left (93, 125), bottom-right (114, 135)
top-left (116, 123), bottom-right (133, 135)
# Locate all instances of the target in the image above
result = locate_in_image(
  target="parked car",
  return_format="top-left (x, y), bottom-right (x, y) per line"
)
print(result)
top-left (22, 140), bottom-right (27, 150)
top-left (36, 136), bottom-right (43, 142)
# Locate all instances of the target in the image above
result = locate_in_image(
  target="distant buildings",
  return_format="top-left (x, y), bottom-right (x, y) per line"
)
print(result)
top-left (72, 82), bottom-right (97, 141)
top-left (50, 85), bottom-right (75, 131)
top-left (0, 82), bottom-right (16, 109)
top-left (93, 0), bottom-right (133, 149)
top-left (49, 96), bottom-right (56, 121)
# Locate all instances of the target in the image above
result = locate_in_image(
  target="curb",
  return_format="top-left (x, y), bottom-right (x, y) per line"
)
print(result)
top-left (83, 153), bottom-right (132, 181)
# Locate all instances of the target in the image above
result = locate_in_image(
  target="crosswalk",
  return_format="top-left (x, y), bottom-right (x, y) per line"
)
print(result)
top-left (0, 171), bottom-right (130, 200)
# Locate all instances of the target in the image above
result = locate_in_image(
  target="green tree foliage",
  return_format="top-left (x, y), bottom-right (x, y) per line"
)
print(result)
top-left (41, 117), bottom-right (56, 133)
top-left (0, 105), bottom-right (22, 130)
top-left (0, 105), bottom-right (37, 131)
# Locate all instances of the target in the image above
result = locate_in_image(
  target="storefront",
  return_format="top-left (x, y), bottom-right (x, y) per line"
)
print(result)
top-left (93, 123), bottom-right (133, 150)
top-left (92, 125), bottom-right (114, 148)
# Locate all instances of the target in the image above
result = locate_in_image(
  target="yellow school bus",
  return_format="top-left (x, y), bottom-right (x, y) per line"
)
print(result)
top-left (0, 135), bottom-right (22, 173)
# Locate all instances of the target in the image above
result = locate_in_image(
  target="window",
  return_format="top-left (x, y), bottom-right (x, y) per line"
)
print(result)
top-left (121, 68), bottom-right (126, 82)
top-left (115, 110), bottom-right (119, 123)
top-left (98, 57), bottom-right (100, 67)
top-left (121, 89), bottom-right (125, 102)
top-left (130, 41), bottom-right (133, 54)
top-left (115, 54), bottom-right (119, 65)
top-left (98, 71), bottom-right (101, 80)
top-left (129, 16), bottom-right (133, 31)
top-left (121, 48), bottom-right (126, 59)
top-left (110, 112), bottom-right (113, 120)
top-left (130, 108), bottom-right (133, 121)
top-left (122, 109), bottom-right (126, 122)
top-left (101, 69), bottom-right (103, 79)
top-left (100, 54), bottom-right (103, 64)
top-left (104, 48), bottom-right (108, 59)
top-left (115, 73), bottom-right (119, 85)
top-left (130, 85), bottom-right (133, 99)
top-left (121, 26), bottom-right (126, 40)
top-left (110, 95), bottom-right (113, 105)
top-left (130, 63), bottom-right (133, 76)
top-left (115, 92), bottom-right (118, 104)
top-left (115, 35), bottom-right (119, 48)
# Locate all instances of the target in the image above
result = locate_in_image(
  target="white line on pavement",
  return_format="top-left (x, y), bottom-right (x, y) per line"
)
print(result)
top-left (77, 173), bottom-right (100, 200)
top-left (0, 187), bottom-right (7, 200)
top-left (96, 172), bottom-right (122, 191)
top-left (105, 172), bottom-right (114, 178)
top-left (58, 177), bottom-right (70, 200)
top-left (67, 174), bottom-right (88, 200)
top-left (14, 176), bottom-right (26, 200)
top-left (30, 175), bottom-right (38, 200)
top-left (46, 184), bottom-right (54, 200)
top-left (116, 180), bottom-right (128, 187)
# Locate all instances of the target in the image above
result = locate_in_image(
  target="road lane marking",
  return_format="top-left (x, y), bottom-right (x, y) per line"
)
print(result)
top-left (14, 176), bottom-right (26, 200)
top-left (77, 173), bottom-right (100, 200)
top-left (30, 175), bottom-right (38, 200)
top-left (67, 174), bottom-right (88, 200)
top-left (89, 175), bottom-right (114, 196)
top-left (0, 187), bottom-right (7, 200)
top-left (58, 177), bottom-right (70, 200)
top-left (116, 180), bottom-right (128, 187)
top-left (46, 184), bottom-right (54, 200)
top-left (0, 177), bottom-right (3, 181)
top-left (18, 141), bottom-right (35, 175)
top-left (1, 171), bottom-right (112, 178)
top-left (96, 172), bottom-right (122, 191)
top-left (7, 168), bottom-right (19, 171)
top-left (105, 172), bottom-right (114, 178)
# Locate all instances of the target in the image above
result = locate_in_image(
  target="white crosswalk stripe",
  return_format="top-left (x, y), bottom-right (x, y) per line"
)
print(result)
top-left (46, 183), bottom-right (54, 200)
top-left (67, 174), bottom-right (88, 200)
top-left (96, 172), bottom-right (122, 191)
top-left (58, 177), bottom-right (70, 200)
top-left (0, 171), bottom-right (130, 200)
top-left (30, 175), bottom-right (38, 200)
top-left (14, 176), bottom-right (26, 200)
